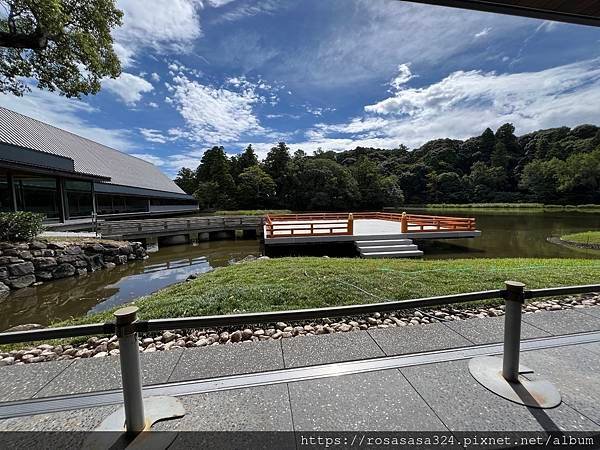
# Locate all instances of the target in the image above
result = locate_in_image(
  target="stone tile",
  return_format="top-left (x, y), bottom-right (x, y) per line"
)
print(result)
top-left (154, 384), bottom-right (293, 432)
top-left (368, 322), bottom-right (471, 356)
top-left (169, 340), bottom-right (284, 382)
top-left (0, 359), bottom-right (73, 402)
top-left (401, 359), bottom-right (599, 432)
top-left (446, 316), bottom-right (550, 345)
top-left (576, 305), bottom-right (600, 319)
top-left (521, 345), bottom-right (600, 425)
top-left (0, 404), bottom-right (119, 448)
top-left (288, 369), bottom-right (447, 431)
top-left (281, 331), bottom-right (385, 368)
top-left (154, 384), bottom-right (295, 448)
top-left (521, 309), bottom-right (600, 335)
top-left (0, 405), bottom-right (118, 431)
top-left (35, 349), bottom-right (183, 398)
top-left (580, 342), bottom-right (600, 356)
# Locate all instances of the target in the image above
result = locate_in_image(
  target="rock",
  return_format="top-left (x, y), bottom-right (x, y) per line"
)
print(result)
top-left (35, 271), bottom-right (53, 281)
top-left (65, 246), bottom-right (82, 255)
top-left (52, 263), bottom-right (76, 279)
top-left (18, 251), bottom-right (32, 260)
top-left (6, 274), bottom-right (35, 289)
top-left (0, 357), bottom-right (15, 366)
top-left (93, 352), bottom-right (108, 358)
top-left (104, 262), bottom-right (116, 270)
top-left (8, 261), bottom-right (34, 277)
top-left (242, 329), bottom-right (254, 339)
top-left (5, 323), bottom-right (44, 332)
top-left (276, 321), bottom-right (287, 330)
top-left (219, 331), bottom-right (229, 343)
top-left (0, 281), bottom-right (9, 298)
top-left (195, 338), bottom-right (209, 347)
top-left (56, 255), bottom-right (78, 264)
top-left (253, 329), bottom-right (265, 337)
top-left (230, 330), bottom-right (242, 342)
top-left (0, 256), bottom-right (22, 265)
top-left (29, 241), bottom-right (47, 250)
top-left (142, 337), bottom-right (154, 347)
top-left (162, 331), bottom-right (176, 342)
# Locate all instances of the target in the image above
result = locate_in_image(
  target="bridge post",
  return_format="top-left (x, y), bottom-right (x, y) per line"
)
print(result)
top-left (348, 213), bottom-right (354, 235)
top-left (400, 212), bottom-right (408, 233)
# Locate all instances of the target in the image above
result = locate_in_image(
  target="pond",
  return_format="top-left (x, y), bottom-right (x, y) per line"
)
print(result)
top-left (1, 210), bottom-right (599, 330)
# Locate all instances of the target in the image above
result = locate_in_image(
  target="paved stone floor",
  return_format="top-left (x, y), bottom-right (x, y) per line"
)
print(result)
top-left (0, 307), bottom-right (598, 436)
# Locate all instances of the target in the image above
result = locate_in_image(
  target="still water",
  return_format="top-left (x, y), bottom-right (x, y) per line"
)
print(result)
top-left (1, 210), bottom-right (599, 330)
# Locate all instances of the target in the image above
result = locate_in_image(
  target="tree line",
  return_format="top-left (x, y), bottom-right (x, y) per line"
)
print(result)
top-left (174, 123), bottom-right (600, 211)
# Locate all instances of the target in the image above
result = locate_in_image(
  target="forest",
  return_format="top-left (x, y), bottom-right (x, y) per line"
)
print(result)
top-left (174, 123), bottom-right (600, 211)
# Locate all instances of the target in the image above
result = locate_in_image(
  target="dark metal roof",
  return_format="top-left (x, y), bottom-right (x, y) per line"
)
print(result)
top-left (0, 107), bottom-right (187, 195)
top-left (404, 1), bottom-right (600, 27)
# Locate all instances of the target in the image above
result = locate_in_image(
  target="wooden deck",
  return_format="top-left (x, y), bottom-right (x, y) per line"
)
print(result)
top-left (264, 212), bottom-right (480, 257)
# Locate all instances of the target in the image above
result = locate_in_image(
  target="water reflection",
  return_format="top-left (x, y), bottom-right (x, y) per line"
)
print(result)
top-left (88, 256), bottom-right (211, 314)
top-left (1, 239), bottom-right (260, 330)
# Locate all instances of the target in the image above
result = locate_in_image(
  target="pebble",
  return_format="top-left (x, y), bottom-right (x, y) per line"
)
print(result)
top-left (5, 294), bottom-right (599, 366)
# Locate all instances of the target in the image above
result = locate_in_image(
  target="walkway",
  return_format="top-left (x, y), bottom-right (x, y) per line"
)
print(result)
top-left (0, 307), bottom-right (598, 445)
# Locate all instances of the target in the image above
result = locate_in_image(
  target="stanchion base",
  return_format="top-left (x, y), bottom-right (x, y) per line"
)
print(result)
top-left (469, 356), bottom-right (561, 409)
top-left (86, 396), bottom-right (185, 449)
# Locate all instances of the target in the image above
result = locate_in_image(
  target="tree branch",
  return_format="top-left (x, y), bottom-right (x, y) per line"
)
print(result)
top-left (0, 30), bottom-right (48, 49)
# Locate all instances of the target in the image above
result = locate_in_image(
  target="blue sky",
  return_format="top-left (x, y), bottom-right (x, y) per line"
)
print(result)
top-left (1, 0), bottom-right (600, 177)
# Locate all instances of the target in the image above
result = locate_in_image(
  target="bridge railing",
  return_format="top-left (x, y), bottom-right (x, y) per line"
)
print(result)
top-left (265, 212), bottom-right (476, 238)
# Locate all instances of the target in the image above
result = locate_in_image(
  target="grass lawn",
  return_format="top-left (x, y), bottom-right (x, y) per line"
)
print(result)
top-left (61, 257), bottom-right (600, 326)
top-left (561, 231), bottom-right (600, 245)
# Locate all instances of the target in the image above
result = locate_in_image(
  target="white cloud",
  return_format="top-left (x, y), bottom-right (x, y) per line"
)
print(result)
top-left (114, 0), bottom-right (203, 66)
top-left (148, 102), bottom-right (159, 108)
top-left (389, 63), bottom-right (414, 91)
top-left (139, 128), bottom-right (170, 143)
top-left (205, 0), bottom-right (236, 7)
top-left (151, 72), bottom-right (160, 82)
top-left (167, 73), bottom-right (266, 144)
top-left (130, 153), bottom-right (166, 166)
top-left (265, 58), bottom-right (600, 153)
top-left (474, 27), bottom-right (492, 38)
top-left (0, 87), bottom-right (134, 151)
top-left (103, 73), bottom-right (154, 105)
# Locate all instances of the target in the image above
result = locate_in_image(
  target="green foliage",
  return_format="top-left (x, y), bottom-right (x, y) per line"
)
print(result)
top-left (174, 168), bottom-right (196, 195)
top-left (176, 122), bottom-right (600, 211)
top-left (0, 0), bottom-right (123, 97)
top-left (236, 166), bottom-right (276, 209)
top-left (0, 211), bottom-right (44, 241)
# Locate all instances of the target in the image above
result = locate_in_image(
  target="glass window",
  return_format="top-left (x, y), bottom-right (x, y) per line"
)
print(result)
top-left (65, 180), bottom-right (93, 218)
top-left (0, 172), bottom-right (12, 212)
top-left (95, 194), bottom-right (149, 214)
top-left (14, 175), bottom-right (59, 219)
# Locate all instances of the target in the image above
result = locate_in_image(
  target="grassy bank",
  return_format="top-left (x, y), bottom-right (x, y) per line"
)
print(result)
top-left (561, 231), bottom-right (600, 245)
top-left (401, 203), bottom-right (600, 212)
top-left (61, 257), bottom-right (600, 326)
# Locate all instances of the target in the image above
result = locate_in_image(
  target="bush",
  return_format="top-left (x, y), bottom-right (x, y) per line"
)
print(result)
top-left (0, 212), bottom-right (45, 242)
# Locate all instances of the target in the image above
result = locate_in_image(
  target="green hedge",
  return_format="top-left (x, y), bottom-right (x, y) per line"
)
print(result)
top-left (0, 212), bottom-right (45, 242)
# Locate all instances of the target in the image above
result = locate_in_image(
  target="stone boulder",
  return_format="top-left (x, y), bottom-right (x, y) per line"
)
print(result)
top-left (0, 281), bottom-right (9, 298)
top-left (52, 263), bottom-right (76, 279)
top-left (8, 261), bottom-right (34, 277)
top-left (6, 275), bottom-right (35, 289)
top-left (33, 257), bottom-right (57, 270)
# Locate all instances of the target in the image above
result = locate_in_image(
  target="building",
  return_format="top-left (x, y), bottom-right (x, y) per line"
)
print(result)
top-left (0, 107), bottom-right (197, 224)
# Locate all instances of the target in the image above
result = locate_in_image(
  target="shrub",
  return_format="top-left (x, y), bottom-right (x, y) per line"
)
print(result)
top-left (0, 212), bottom-right (45, 242)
